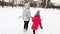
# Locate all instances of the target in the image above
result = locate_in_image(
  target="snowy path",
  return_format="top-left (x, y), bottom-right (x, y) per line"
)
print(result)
top-left (0, 7), bottom-right (60, 34)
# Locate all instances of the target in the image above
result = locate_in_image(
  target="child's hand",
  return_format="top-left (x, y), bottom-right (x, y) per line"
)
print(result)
top-left (41, 27), bottom-right (43, 29)
top-left (30, 16), bottom-right (33, 18)
top-left (18, 16), bottom-right (22, 19)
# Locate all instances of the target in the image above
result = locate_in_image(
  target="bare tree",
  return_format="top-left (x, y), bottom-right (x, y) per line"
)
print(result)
top-left (2, 0), bottom-right (4, 7)
top-left (14, 0), bottom-right (17, 6)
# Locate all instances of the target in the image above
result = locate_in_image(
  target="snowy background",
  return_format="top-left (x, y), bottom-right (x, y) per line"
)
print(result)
top-left (0, 6), bottom-right (60, 34)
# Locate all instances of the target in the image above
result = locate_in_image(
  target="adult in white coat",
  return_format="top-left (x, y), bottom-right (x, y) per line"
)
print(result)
top-left (23, 2), bottom-right (32, 32)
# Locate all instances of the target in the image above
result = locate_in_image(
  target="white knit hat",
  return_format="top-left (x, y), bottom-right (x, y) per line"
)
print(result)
top-left (24, 2), bottom-right (30, 9)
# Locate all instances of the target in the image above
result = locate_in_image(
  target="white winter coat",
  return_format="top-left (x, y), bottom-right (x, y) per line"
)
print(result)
top-left (23, 3), bottom-right (31, 21)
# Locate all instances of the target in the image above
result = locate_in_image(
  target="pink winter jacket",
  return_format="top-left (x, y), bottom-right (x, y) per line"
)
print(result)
top-left (32, 14), bottom-right (42, 30)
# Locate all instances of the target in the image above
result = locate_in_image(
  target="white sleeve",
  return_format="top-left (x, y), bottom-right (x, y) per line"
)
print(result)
top-left (29, 11), bottom-right (32, 18)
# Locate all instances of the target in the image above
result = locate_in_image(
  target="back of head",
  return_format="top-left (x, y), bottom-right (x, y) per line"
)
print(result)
top-left (36, 11), bottom-right (40, 15)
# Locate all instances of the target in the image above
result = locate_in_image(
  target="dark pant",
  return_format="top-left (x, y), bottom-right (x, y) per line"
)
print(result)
top-left (24, 21), bottom-right (29, 30)
top-left (33, 30), bottom-right (35, 34)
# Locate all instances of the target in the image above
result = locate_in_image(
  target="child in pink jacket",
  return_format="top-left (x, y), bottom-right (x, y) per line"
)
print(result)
top-left (32, 11), bottom-right (43, 34)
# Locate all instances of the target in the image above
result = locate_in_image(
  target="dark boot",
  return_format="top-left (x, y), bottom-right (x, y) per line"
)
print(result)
top-left (33, 30), bottom-right (35, 34)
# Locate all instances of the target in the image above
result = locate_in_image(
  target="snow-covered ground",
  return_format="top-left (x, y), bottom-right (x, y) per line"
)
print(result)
top-left (0, 6), bottom-right (60, 34)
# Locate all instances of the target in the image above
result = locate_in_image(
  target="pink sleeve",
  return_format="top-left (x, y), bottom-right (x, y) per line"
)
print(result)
top-left (39, 17), bottom-right (42, 28)
top-left (32, 18), bottom-right (34, 22)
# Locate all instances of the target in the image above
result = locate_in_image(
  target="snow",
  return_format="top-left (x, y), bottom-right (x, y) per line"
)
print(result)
top-left (51, 0), bottom-right (60, 4)
top-left (0, 6), bottom-right (60, 34)
top-left (50, 0), bottom-right (60, 6)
